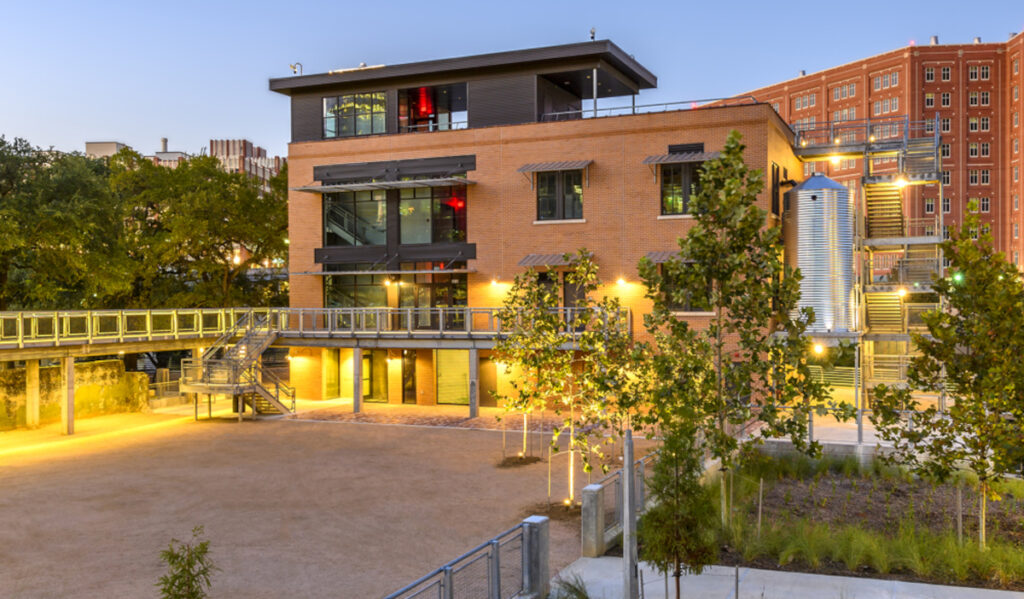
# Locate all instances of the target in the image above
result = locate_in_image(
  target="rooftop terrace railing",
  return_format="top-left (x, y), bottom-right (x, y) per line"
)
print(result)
top-left (539, 95), bottom-right (761, 122)
top-left (0, 306), bottom-right (631, 351)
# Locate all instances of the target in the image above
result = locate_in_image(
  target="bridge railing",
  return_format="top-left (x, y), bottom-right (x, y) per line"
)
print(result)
top-left (0, 306), bottom-right (631, 350)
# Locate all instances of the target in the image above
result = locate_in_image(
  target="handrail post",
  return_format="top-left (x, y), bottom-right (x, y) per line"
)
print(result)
top-left (441, 566), bottom-right (454, 599)
top-left (488, 539), bottom-right (501, 598)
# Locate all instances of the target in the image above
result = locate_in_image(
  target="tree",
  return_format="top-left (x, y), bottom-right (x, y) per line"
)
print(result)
top-left (629, 130), bottom-right (851, 524)
top-left (870, 208), bottom-right (1024, 549)
top-left (0, 136), bottom-right (131, 310)
top-left (157, 525), bottom-right (217, 599)
top-left (638, 424), bottom-right (718, 599)
top-left (108, 149), bottom-right (289, 308)
top-left (493, 249), bottom-right (632, 502)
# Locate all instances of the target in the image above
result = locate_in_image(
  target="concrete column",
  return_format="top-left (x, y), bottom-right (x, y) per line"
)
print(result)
top-left (352, 346), bottom-right (362, 413)
top-left (468, 348), bottom-right (479, 419)
top-left (60, 357), bottom-right (74, 435)
top-left (522, 515), bottom-right (550, 599)
top-left (25, 359), bottom-right (40, 428)
top-left (580, 483), bottom-right (606, 557)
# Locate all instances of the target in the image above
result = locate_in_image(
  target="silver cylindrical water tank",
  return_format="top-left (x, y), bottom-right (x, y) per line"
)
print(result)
top-left (783, 173), bottom-right (854, 333)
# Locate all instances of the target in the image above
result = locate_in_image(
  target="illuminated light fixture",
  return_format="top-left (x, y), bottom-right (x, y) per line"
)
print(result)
top-left (952, 272), bottom-right (964, 283)
top-left (563, 498), bottom-right (572, 506)
top-left (491, 278), bottom-right (498, 286)
top-left (869, 134), bottom-right (876, 142)
top-left (895, 177), bottom-right (909, 188)
top-left (617, 277), bottom-right (627, 286)
top-left (118, 350), bottom-right (125, 356)
top-left (813, 343), bottom-right (824, 355)
top-left (830, 156), bottom-right (841, 165)
top-left (897, 287), bottom-right (908, 298)
top-left (286, 355), bottom-right (292, 362)
top-left (834, 137), bottom-right (841, 145)
top-left (384, 279), bottom-right (391, 286)
top-left (284, 238), bottom-right (290, 245)
top-left (232, 254), bottom-right (241, 265)
top-left (800, 139), bottom-right (807, 147)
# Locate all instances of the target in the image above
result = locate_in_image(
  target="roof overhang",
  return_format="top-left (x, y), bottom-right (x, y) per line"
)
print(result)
top-left (293, 177), bottom-right (475, 193)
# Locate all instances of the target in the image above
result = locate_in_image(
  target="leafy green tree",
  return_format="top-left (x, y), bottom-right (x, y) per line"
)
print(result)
top-left (638, 425), bottom-right (718, 599)
top-left (870, 209), bottom-right (1024, 549)
top-left (0, 136), bottom-right (130, 309)
top-left (494, 249), bottom-right (631, 501)
top-left (157, 525), bottom-right (217, 599)
top-left (628, 130), bottom-right (851, 524)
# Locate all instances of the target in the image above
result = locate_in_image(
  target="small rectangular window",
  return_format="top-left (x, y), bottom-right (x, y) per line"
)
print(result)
top-left (943, 225), bottom-right (950, 240)
top-left (891, 97), bottom-right (898, 112)
top-left (981, 91), bottom-right (990, 106)
top-left (925, 67), bottom-right (935, 82)
top-left (883, 73), bottom-right (890, 88)
top-left (969, 170), bottom-right (979, 185)
top-left (969, 65), bottom-right (979, 80)
top-left (969, 92), bottom-right (979, 106)
top-left (941, 144), bottom-right (951, 158)
top-left (981, 143), bottom-right (990, 157)
top-left (969, 117), bottom-right (979, 132)
top-left (981, 170), bottom-right (990, 185)
top-left (536, 170), bottom-right (583, 221)
top-left (942, 172), bottom-right (951, 187)
top-left (941, 92), bottom-right (951, 107)
top-left (660, 162), bottom-right (702, 216)
top-left (925, 198), bottom-right (935, 214)
top-left (942, 66), bottom-right (951, 81)
top-left (850, 83), bottom-right (856, 97)
top-left (1016, 223), bottom-right (1020, 239)
top-left (981, 197), bottom-right (991, 213)
top-left (981, 65), bottom-right (990, 80)
top-left (834, 87), bottom-right (840, 101)
top-left (981, 117), bottom-right (990, 131)
top-left (969, 143), bottom-right (979, 158)
top-left (925, 93), bottom-right (934, 108)
top-left (941, 118), bottom-right (951, 132)
top-left (874, 76), bottom-right (881, 91)
top-left (892, 72), bottom-right (899, 86)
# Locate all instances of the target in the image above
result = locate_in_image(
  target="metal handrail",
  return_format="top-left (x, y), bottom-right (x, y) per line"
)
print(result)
top-left (794, 115), bottom-right (941, 149)
top-left (539, 96), bottom-right (761, 121)
top-left (401, 120), bottom-right (468, 133)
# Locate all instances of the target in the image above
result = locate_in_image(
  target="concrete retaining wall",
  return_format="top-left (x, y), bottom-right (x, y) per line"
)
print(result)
top-left (0, 360), bottom-right (148, 430)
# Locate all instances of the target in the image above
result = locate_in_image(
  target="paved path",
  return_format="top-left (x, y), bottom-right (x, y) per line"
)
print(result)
top-left (557, 557), bottom-right (1024, 599)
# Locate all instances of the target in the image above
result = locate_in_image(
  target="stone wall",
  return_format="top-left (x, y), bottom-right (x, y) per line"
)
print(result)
top-left (0, 360), bottom-right (149, 430)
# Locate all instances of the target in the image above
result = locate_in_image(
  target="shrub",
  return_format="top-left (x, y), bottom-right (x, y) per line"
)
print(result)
top-left (157, 526), bottom-right (216, 599)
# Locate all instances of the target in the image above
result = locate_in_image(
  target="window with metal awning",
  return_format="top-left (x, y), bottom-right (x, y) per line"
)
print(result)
top-left (641, 151), bottom-right (720, 181)
top-left (292, 177), bottom-right (475, 193)
top-left (517, 160), bottom-right (593, 188)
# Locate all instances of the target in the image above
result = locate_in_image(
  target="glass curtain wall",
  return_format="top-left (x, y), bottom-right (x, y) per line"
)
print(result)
top-left (323, 92), bottom-right (386, 138)
top-left (399, 186), bottom-right (467, 244)
top-left (324, 264), bottom-right (388, 308)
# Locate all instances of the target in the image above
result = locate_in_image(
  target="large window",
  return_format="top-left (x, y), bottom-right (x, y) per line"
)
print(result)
top-left (661, 162), bottom-right (702, 215)
top-left (399, 185), bottom-right (467, 244)
top-left (324, 264), bottom-right (388, 308)
top-left (398, 83), bottom-right (467, 132)
top-left (660, 263), bottom-right (712, 313)
top-left (323, 190), bottom-right (387, 246)
top-left (536, 170), bottom-right (583, 221)
top-left (323, 92), bottom-right (386, 138)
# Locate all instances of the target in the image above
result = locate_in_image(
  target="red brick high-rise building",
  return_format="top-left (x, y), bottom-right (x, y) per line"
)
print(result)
top-left (738, 32), bottom-right (1024, 266)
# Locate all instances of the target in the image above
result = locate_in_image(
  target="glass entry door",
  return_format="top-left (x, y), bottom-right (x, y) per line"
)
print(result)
top-left (402, 350), bottom-right (417, 404)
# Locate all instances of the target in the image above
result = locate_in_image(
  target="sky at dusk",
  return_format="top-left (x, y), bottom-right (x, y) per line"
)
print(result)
top-left (2, 0), bottom-right (1022, 157)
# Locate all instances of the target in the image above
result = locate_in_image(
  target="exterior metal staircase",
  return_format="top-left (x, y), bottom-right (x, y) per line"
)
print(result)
top-left (864, 292), bottom-right (902, 333)
top-left (863, 184), bottom-right (905, 239)
top-left (180, 312), bottom-right (295, 417)
top-left (903, 137), bottom-right (940, 177)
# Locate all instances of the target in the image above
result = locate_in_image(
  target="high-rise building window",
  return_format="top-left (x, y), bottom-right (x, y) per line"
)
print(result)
top-left (925, 198), bottom-right (935, 213)
top-left (941, 66), bottom-right (951, 81)
top-left (981, 143), bottom-right (990, 157)
top-left (1015, 167), bottom-right (1020, 183)
top-left (833, 87), bottom-right (840, 101)
top-left (969, 65), bottom-right (979, 80)
top-left (941, 92), bottom-right (951, 107)
top-left (1016, 223), bottom-right (1020, 239)
top-left (536, 170), bottom-right (583, 221)
top-left (969, 170), bottom-right (979, 185)
top-left (925, 67), bottom-right (935, 82)
top-left (942, 172), bottom-right (951, 188)
top-left (970, 226), bottom-right (979, 240)
top-left (942, 225), bottom-right (950, 240)
top-left (941, 144), bottom-right (951, 158)
top-left (1015, 139), bottom-right (1019, 154)
top-left (981, 170), bottom-right (991, 185)
top-left (969, 118), bottom-right (979, 132)
top-left (322, 92), bottom-right (386, 139)
top-left (926, 120), bottom-right (935, 133)
top-left (981, 65), bottom-right (990, 80)
top-left (941, 118), bottom-right (951, 133)
top-left (873, 76), bottom-right (881, 91)
top-left (969, 197), bottom-right (979, 212)
top-left (891, 97), bottom-right (898, 112)
top-left (1016, 86), bottom-right (1021, 101)
top-left (981, 117), bottom-right (990, 131)
top-left (981, 91), bottom-right (990, 106)
top-left (969, 92), bottom-right (979, 106)
top-left (1017, 195), bottom-right (1021, 211)
top-left (969, 143), bottom-right (979, 158)
top-left (925, 93), bottom-right (935, 108)
top-left (981, 197), bottom-right (990, 213)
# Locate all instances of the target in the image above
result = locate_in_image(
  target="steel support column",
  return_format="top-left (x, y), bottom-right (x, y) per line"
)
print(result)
top-left (60, 357), bottom-right (74, 435)
top-left (352, 346), bottom-right (363, 413)
top-left (25, 359), bottom-right (40, 428)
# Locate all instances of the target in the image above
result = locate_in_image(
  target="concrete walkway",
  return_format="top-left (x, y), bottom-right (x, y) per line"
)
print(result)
top-left (556, 557), bottom-right (1024, 599)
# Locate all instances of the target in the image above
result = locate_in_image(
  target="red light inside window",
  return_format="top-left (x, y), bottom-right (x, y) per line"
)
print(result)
top-left (446, 197), bottom-right (465, 210)
top-left (417, 87), bottom-right (433, 117)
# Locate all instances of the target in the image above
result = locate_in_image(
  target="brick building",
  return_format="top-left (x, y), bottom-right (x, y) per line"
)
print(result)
top-left (736, 32), bottom-right (1024, 266)
top-left (209, 139), bottom-right (284, 191)
top-left (269, 41), bottom-right (801, 405)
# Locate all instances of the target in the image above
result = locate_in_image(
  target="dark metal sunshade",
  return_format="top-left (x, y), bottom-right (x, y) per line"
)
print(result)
top-left (645, 251), bottom-right (683, 263)
top-left (292, 177), bottom-right (475, 193)
top-left (641, 151), bottom-right (720, 165)
top-left (516, 160), bottom-right (593, 173)
top-left (517, 253), bottom-right (577, 267)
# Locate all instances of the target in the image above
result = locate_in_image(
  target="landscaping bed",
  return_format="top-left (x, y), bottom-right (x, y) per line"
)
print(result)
top-left (711, 454), bottom-right (1024, 590)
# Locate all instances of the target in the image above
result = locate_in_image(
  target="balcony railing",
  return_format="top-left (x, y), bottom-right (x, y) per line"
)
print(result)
top-left (0, 307), bottom-right (631, 350)
top-left (794, 115), bottom-right (940, 149)
top-left (864, 256), bottom-right (941, 286)
top-left (539, 96), bottom-right (759, 122)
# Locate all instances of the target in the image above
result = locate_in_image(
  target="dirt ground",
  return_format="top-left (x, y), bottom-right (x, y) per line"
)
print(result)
top-left (0, 416), bottom-right (596, 598)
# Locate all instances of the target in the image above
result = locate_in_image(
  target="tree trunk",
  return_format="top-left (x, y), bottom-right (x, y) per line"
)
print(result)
top-left (674, 560), bottom-right (681, 599)
top-left (979, 482), bottom-right (988, 550)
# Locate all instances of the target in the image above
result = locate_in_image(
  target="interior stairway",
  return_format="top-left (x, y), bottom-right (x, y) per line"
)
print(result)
top-left (180, 313), bottom-right (295, 417)
top-left (864, 292), bottom-right (902, 333)
top-left (864, 184), bottom-right (905, 239)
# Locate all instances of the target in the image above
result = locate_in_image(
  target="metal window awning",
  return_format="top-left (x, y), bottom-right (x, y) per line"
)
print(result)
top-left (641, 151), bottom-right (720, 165)
top-left (516, 160), bottom-right (593, 173)
top-left (517, 253), bottom-right (584, 267)
top-left (292, 177), bottom-right (475, 193)
top-left (291, 268), bottom-right (475, 276)
top-left (645, 251), bottom-right (683, 264)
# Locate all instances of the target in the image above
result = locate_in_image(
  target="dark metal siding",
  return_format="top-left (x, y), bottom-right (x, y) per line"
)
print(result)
top-left (314, 155), bottom-right (477, 183)
top-left (468, 75), bottom-right (537, 128)
top-left (292, 93), bottom-right (323, 143)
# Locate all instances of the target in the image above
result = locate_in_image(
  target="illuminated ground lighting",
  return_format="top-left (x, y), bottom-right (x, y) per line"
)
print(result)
top-left (616, 277), bottom-right (627, 286)
top-left (563, 497), bottom-right (572, 506)
top-left (491, 278), bottom-right (498, 286)
top-left (813, 343), bottom-right (824, 355)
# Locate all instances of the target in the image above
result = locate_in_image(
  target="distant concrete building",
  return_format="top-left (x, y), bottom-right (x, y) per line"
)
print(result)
top-left (145, 138), bottom-right (189, 168)
top-left (209, 139), bottom-right (284, 190)
top-left (84, 141), bottom-right (127, 158)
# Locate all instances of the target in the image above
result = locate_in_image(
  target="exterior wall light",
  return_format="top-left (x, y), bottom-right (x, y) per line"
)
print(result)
top-left (813, 343), bottom-right (824, 355)
top-left (384, 279), bottom-right (391, 286)
top-left (830, 156), bottom-right (841, 165)
top-left (617, 277), bottom-right (626, 286)
top-left (491, 278), bottom-right (498, 286)
top-left (897, 287), bottom-right (908, 298)
top-left (895, 177), bottom-right (909, 188)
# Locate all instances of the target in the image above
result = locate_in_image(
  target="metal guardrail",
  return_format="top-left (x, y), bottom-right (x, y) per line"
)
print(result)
top-left (864, 256), bottom-right (941, 285)
top-left (385, 516), bottom-right (549, 599)
top-left (539, 96), bottom-right (760, 122)
top-left (794, 115), bottom-right (940, 150)
top-left (0, 306), bottom-right (631, 350)
top-left (402, 120), bottom-right (468, 133)
top-left (581, 452), bottom-right (658, 557)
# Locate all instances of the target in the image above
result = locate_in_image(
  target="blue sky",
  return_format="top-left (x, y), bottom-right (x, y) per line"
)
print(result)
top-left (1, 0), bottom-right (1021, 156)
